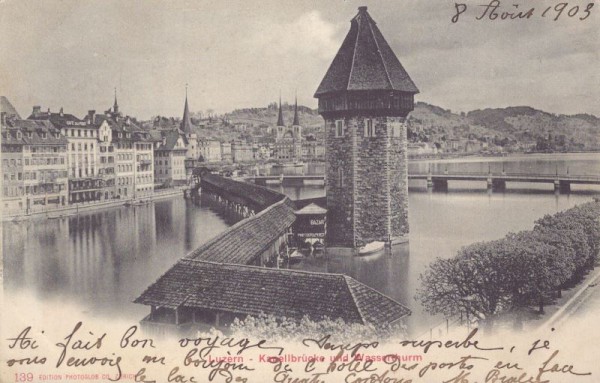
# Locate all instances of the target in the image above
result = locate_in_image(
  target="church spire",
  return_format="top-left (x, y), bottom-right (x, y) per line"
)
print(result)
top-left (181, 84), bottom-right (193, 134)
top-left (113, 87), bottom-right (119, 114)
top-left (292, 93), bottom-right (299, 126)
top-left (277, 93), bottom-right (285, 127)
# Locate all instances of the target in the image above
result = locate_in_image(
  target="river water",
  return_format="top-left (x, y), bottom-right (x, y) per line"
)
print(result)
top-left (2, 153), bottom-right (599, 336)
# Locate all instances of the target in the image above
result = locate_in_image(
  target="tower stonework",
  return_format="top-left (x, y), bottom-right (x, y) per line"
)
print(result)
top-left (315, 6), bottom-right (418, 249)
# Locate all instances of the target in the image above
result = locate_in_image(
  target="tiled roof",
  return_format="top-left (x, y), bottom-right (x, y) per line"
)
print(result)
top-left (187, 198), bottom-right (296, 264)
top-left (202, 174), bottom-right (286, 211)
top-left (3, 119), bottom-right (67, 145)
top-left (314, 7), bottom-right (419, 97)
top-left (1, 96), bottom-right (21, 119)
top-left (135, 259), bottom-right (410, 326)
top-left (156, 131), bottom-right (187, 151)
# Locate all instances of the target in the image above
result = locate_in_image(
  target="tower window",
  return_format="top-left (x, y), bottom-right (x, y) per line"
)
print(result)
top-left (335, 120), bottom-right (344, 137)
top-left (338, 168), bottom-right (344, 188)
top-left (365, 119), bottom-right (375, 137)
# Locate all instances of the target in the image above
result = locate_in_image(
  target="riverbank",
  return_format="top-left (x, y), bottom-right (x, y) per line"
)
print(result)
top-left (1, 187), bottom-right (187, 222)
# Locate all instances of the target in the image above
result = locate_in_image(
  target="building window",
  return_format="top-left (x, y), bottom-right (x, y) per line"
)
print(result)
top-left (335, 120), bottom-right (344, 137)
top-left (391, 121), bottom-right (402, 137)
top-left (338, 168), bottom-right (344, 188)
top-left (365, 119), bottom-right (375, 137)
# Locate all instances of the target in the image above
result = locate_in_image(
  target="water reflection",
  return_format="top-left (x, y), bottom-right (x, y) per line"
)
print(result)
top-left (3, 199), bottom-right (232, 320)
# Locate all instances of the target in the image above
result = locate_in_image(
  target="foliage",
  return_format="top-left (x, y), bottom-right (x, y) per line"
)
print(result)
top-left (418, 201), bottom-right (600, 327)
top-left (228, 313), bottom-right (407, 343)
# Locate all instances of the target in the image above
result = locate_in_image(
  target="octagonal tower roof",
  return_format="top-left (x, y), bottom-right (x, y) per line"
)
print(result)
top-left (314, 6), bottom-right (419, 97)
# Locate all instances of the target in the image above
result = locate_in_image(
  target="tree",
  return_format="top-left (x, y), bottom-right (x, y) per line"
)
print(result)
top-left (504, 231), bottom-right (573, 313)
top-left (418, 240), bottom-right (513, 331)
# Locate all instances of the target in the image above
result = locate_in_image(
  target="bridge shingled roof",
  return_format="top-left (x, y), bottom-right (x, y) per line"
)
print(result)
top-left (134, 259), bottom-right (410, 326)
top-left (202, 173), bottom-right (285, 210)
top-left (187, 197), bottom-right (296, 264)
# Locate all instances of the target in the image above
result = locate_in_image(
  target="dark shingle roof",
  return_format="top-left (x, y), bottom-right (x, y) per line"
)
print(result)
top-left (1, 96), bottom-right (21, 119)
top-left (187, 198), bottom-right (296, 264)
top-left (135, 259), bottom-right (410, 326)
top-left (4, 119), bottom-right (67, 145)
top-left (202, 174), bottom-right (286, 211)
top-left (156, 131), bottom-right (187, 151)
top-left (314, 6), bottom-right (419, 97)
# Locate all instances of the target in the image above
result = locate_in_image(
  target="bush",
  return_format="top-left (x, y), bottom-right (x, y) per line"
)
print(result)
top-left (228, 313), bottom-right (407, 343)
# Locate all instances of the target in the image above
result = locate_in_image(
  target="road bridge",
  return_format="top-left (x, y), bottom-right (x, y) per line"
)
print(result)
top-left (248, 172), bottom-right (600, 192)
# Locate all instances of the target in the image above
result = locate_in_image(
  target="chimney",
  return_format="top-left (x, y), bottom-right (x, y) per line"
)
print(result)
top-left (88, 110), bottom-right (96, 123)
top-left (59, 107), bottom-right (64, 117)
top-left (32, 105), bottom-right (41, 115)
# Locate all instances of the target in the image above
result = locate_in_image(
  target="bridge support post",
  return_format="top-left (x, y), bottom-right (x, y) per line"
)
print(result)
top-left (255, 178), bottom-right (267, 186)
top-left (558, 181), bottom-right (571, 193)
top-left (432, 179), bottom-right (448, 192)
top-left (426, 175), bottom-right (433, 189)
top-left (492, 179), bottom-right (506, 192)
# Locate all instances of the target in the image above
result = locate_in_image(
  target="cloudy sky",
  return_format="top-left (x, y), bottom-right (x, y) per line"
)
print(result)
top-left (1, 0), bottom-right (598, 119)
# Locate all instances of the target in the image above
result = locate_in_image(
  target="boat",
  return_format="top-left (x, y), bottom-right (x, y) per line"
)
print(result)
top-left (12, 215), bottom-right (29, 223)
top-left (48, 210), bottom-right (77, 220)
top-left (358, 241), bottom-right (385, 256)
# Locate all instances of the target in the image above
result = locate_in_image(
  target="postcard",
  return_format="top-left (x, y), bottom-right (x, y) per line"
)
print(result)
top-left (1, 1), bottom-right (599, 382)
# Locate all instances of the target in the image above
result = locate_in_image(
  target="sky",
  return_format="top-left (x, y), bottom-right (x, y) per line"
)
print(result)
top-left (0, 0), bottom-right (598, 120)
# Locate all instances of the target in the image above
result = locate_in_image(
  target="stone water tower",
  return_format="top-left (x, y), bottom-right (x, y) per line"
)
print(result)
top-left (314, 6), bottom-right (419, 250)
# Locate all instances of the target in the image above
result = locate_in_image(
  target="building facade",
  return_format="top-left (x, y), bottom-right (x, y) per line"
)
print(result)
top-left (2, 119), bottom-right (68, 213)
top-left (198, 139), bottom-right (222, 163)
top-left (314, 6), bottom-right (418, 249)
top-left (231, 140), bottom-right (254, 163)
top-left (29, 107), bottom-right (102, 203)
top-left (154, 131), bottom-right (187, 186)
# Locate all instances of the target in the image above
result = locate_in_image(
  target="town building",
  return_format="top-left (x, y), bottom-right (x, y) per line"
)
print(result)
top-left (95, 94), bottom-right (157, 199)
top-left (29, 106), bottom-right (103, 203)
top-left (154, 130), bottom-right (187, 186)
top-left (2, 119), bottom-right (68, 213)
top-left (133, 130), bottom-right (155, 197)
top-left (220, 141), bottom-right (232, 163)
top-left (198, 139), bottom-right (222, 163)
top-left (302, 135), bottom-right (325, 161)
top-left (314, 6), bottom-right (419, 249)
top-left (231, 140), bottom-right (254, 163)
top-left (85, 111), bottom-right (117, 200)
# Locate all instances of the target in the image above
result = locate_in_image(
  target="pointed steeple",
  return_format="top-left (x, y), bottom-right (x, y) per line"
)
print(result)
top-left (181, 84), bottom-right (193, 134)
top-left (276, 94), bottom-right (285, 127)
top-left (113, 87), bottom-right (119, 114)
top-left (292, 93), bottom-right (300, 126)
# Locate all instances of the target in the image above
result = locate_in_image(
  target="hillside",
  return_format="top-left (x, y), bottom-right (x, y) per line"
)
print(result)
top-left (408, 103), bottom-right (600, 151)
top-left (226, 103), bottom-right (323, 128)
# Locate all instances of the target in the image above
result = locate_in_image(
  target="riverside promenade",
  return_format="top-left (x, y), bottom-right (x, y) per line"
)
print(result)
top-left (1, 186), bottom-right (187, 222)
